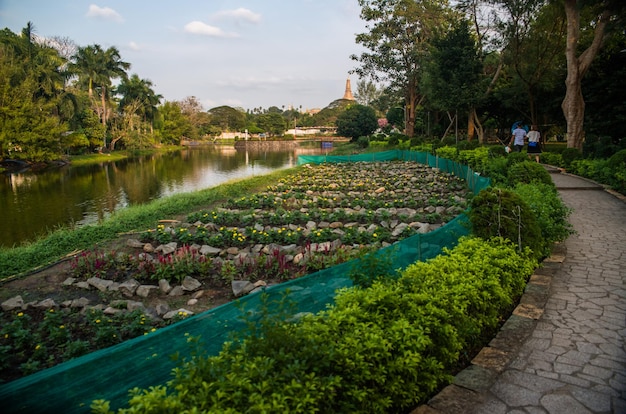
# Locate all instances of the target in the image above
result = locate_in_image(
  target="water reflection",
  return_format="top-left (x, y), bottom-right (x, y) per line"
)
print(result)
top-left (0, 145), bottom-right (324, 248)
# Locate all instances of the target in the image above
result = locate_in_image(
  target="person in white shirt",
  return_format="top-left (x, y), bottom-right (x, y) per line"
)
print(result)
top-left (526, 125), bottom-right (541, 162)
top-left (509, 124), bottom-right (527, 152)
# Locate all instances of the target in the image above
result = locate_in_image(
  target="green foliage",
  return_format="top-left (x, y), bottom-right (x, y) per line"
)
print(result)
top-left (0, 308), bottom-right (167, 382)
top-left (512, 183), bottom-right (574, 258)
top-left (96, 237), bottom-right (536, 413)
top-left (561, 148), bottom-right (583, 168)
top-left (469, 187), bottom-right (543, 258)
top-left (348, 248), bottom-right (398, 288)
top-left (336, 104), bottom-right (378, 140)
top-left (507, 161), bottom-right (554, 187)
top-left (538, 151), bottom-right (563, 167)
top-left (423, 19), bottom-right (484, 112)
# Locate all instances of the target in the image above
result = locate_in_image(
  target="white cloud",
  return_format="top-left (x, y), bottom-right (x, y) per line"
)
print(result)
top-left (183, 21), bottom-right (239, 38)
top-left (86, 4), bottom-right (124, 23)
top-left (128, 41), bottom-right (140, 51)
top-left (214, 8), bottom-right (261, 24)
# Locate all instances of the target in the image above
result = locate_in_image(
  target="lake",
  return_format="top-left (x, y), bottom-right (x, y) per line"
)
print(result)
top-left (0, 144), bottom-right (325, 248)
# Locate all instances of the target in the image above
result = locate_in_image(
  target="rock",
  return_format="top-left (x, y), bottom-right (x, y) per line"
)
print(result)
top-left (226, 246), bottom-right (240, 255)
top-left (158, 279), bottom-right (172, 294)
top-left (126, 238), bottom-right (145, 248)
top-left (155, 302), bottom-right (170, 316)
top-left (2, 295), bottom-right (24, 311)
top-left (143, 243), bottom-right (155, 253)
top-left (136, 285), bottom-right (159, 298)
top-left (181, 276), bottom-right (202, 292)
top-left (104, 307), bottom-right (122, 315)
top-left (199, 245), bottom-right (221, 256)
top-left (375, 187), bottom-right (385, 193)
top-left (168, 286), bottom-right (185, 296)
top-left (232, 280), bottom-right (255, 297)
top-left (87, 277), bottom-right (113, 292)
top-left (70, 297), bottom-right (90, 308)
top-left (391, 222), bottom-right (409, 237)
top-left (318, 221), bottom-right (330, 229)
top-left (191, 290), bottom-right (204, 299)
top-left (417, 223), bottom-right (431, 234)
top-left (253, 280), bottom-right (267, 288)
top-left (329, 221), bottom-right (344, 229)
top-left (33, 298), bottom-right (58, 309)
top-left (126, 301), bottom-right (145, 311)
top-left (75, 281), bottom-right (91, 290)
top-left (156, 242), bottom-right (177, 255)
top-left (118, 279), bottom-right (141, 297)
top-left (187, 298), bottom-right (198, 306)
top-left (62, 277), bottom-right (76, 286)
top-left (163, 308), bottom-right (194, 320)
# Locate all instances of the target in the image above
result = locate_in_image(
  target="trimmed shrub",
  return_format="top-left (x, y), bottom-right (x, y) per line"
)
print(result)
top-left (561, 148), bottom-right (582, 168)
top-left (507, 161), bottom-right (554, 187)
top-left (468, 187), bottom-right (543, 258)
top-left (512, 182), bottom-right (573, 258)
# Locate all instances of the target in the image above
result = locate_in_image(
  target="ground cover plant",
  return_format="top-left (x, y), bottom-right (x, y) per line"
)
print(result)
top-left (0, 160), bottom-right (472, 383)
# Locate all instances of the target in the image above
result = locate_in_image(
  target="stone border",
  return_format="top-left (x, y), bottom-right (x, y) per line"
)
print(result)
top-left (409, 244), bottom-right (566, 414)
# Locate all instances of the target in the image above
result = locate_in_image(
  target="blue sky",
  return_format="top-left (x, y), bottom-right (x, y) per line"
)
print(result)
top-left (1, 0), bottom-right (367, 111)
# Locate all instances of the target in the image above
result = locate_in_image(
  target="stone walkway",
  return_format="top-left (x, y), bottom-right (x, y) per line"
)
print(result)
top-left (413, 168), bottom-right (626, 414)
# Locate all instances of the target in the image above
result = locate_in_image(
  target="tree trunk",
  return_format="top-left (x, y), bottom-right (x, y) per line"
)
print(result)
top-left (561, 0), bottom-right (610, 151)
top-left (468, 107), bottom-right (484, 143)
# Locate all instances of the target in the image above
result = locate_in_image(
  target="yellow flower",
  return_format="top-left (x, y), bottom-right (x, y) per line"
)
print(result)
top-left (35, 344), bottom-right (41, 350)
top-left (95, 319), bottom-right (101, 324)
top-left (17, 312), bottom-right (23, 317)
top-left (59, 325), bottom-right (65, 329)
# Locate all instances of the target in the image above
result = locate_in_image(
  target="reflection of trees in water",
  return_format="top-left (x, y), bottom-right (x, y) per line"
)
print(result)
top-left (0, 146), bottom-right (325, 247)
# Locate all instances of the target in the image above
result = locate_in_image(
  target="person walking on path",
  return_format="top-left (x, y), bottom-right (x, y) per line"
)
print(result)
top-left (510, 124), bottom-right (527, 153)
top-left (468, 172), bottom-right (626, 413)
top-left (527, 125), bottom-right (542, 162)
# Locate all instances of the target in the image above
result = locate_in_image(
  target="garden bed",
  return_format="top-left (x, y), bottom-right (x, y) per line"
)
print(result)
top-left (0, 160), bottom-right (473, 383)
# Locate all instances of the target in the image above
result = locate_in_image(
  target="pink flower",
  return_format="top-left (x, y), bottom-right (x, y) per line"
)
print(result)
top-left (378, 118), bottom-right (388, 128)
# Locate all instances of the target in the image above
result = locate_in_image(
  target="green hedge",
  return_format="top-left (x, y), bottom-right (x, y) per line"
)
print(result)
top-left (92, 237), bottom-right (537, 414)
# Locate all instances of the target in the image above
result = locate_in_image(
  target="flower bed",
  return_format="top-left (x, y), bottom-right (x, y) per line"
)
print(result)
top-left (0, 160), bottom-right (472, 382)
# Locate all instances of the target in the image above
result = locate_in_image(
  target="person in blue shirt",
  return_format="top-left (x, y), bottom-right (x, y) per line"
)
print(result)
top-left (509, 124), bottom-right (527, 152)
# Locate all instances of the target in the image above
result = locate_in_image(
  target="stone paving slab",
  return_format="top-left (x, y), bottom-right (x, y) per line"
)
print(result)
top-left (410, 170), bottom-right (626, 414)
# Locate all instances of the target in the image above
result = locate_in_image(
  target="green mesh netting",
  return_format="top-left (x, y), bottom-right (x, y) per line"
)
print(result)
top-left (0, 150), bottom-right (490, 413)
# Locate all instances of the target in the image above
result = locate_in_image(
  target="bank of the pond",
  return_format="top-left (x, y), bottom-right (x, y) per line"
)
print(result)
top-left (0, 168), bottom-right (299, 280)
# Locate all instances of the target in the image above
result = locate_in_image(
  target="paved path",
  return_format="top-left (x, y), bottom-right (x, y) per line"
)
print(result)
top-left (413, 169), bottom-right (626, 414)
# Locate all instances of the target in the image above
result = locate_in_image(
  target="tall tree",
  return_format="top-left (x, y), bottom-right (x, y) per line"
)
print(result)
top-left (423, 19), bottom-right (485, 141)
top-left (352, 0), bottom-right (456, 137)
top-left (561, 0), bottom-right (623, 150)
top-left (116, 74), bottom-right (162, 133)
top-left (70, 45), bottom-right (129, 149)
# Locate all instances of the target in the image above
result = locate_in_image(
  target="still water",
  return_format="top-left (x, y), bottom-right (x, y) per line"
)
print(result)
top-left (0, 145), bottom-right (324, 248)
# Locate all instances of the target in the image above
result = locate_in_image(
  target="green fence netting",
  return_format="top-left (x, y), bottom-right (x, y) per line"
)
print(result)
top-left (0, 150), bottom-right (490, 413)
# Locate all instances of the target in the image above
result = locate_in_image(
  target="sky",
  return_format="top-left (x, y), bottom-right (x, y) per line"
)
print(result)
top-left (0, 0), bottom-right (368, 111)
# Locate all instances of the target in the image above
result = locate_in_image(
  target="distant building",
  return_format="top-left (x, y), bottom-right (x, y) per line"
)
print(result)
top-left (342, 78), bottom-right (355, 101)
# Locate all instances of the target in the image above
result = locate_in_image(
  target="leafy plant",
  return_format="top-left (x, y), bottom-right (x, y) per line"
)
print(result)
top-left (469, 187), bottom-right (542, 258)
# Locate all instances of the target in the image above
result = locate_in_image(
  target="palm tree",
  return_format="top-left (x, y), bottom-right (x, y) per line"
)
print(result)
top-left (116, 74), bottom-right (162, 133)
top-left (70, 44), bottom-right (130, 149)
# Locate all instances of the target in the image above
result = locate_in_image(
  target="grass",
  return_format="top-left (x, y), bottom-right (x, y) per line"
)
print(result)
top-left (0, 167), bottom-right (299, 280)
top-left (68, 145), bottom-right (183, 167)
